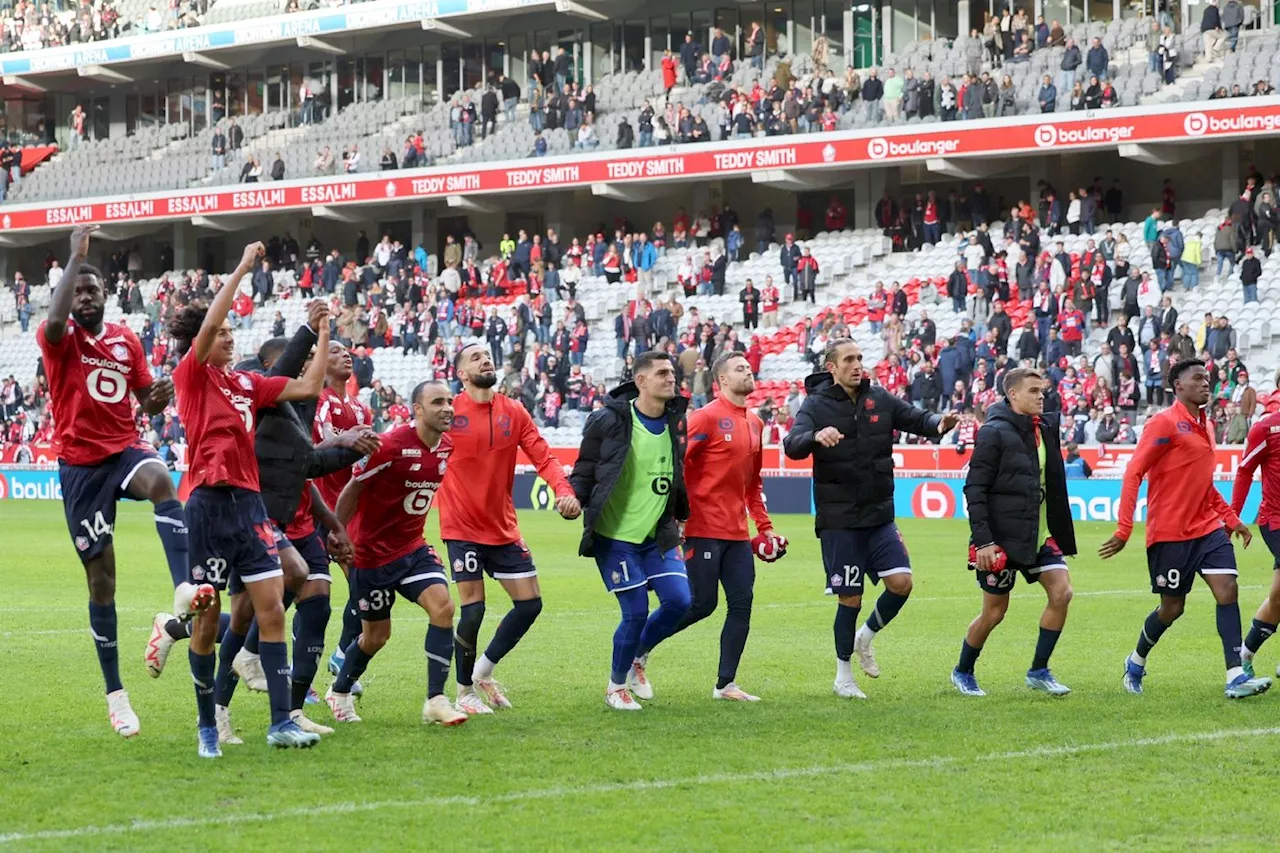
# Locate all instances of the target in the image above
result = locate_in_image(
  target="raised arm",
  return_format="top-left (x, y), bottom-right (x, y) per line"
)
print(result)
top-left (517, 404), bottom-right (579, 518)
top-left (192, 242), bottom-right (264, 364)
top-left (269, 302), bottom-right (324, 379)
top-left (277, 304), bottom-right (330, 402)
top-left (43, 224), bottom-right (97, 345)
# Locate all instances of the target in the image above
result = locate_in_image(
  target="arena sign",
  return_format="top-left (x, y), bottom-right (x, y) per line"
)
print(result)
top-left (3, 100), bottom-right (1278, 233)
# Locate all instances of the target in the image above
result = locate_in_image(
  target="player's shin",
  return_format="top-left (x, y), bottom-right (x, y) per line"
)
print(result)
top-left (1217, 602), bottom-right (1246, 675)
top-left (259, 639), bottom-right (292, 725)
top-left (479, 597), bottom-right (542, 678)
top-left (1133, 609), bottom-right (1173, 665)
top-left (635, 575), bottom-right (692, 659)
top-left (425, 625), bottom-right (454, 698)
top-left (190, 647), bottom-right (217, 728)
top-left (214, 627), bottom-right (247, 707)
top-left (833, 602), bottom-right (860, 675)
top-left (332, 638), bottom-right (374, 693)
top-left (88, 600), bottom-right (123, 694)
top-left (454, 600), bottom-right (485, 687)
top-left (859, 588), bottom-right (910, 638)
top-left (153, 499), bottom-right (190, 588)
top-left (1243, 619), bottom-right (1277, 661)
top-left (335, 588), bottom-right (361, 661)
top-left (291, 595), bottom-right (330, 711)
top-left (612, 590), bottom-right (649, 688)
top-left (717, 583), bottom-right (752, 690)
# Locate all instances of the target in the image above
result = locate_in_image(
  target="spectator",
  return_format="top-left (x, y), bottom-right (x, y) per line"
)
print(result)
top-left (1201, 0), bottom-right (1226, 62)
top-left (882, 69), bottom-right (903, 121)
top-left (1240, 247), bottom-right (1262, 303)
top-left (1059, 38), bottom-right (1081, 97)
top-left (270, 152), bottom-right (285, 181)
top-left (1086, 36), bottom-right (1109, 81)
top-left (211, 126), bottom-right (226, 171)
top-left (1038, 75), bottom-right (1057, 113)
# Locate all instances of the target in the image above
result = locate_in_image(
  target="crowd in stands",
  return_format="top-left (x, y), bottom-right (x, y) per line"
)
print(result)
top-left (6, 164), bottom-right (1280, 460)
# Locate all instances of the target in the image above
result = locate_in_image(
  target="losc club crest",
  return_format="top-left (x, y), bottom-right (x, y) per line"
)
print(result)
top-left (75, 535), bottom-right (90, 551)
top-left (830, 573), bottom-right (842, 587)
top-left (238, 374), bottom-right (253, 390)
top-left (611, 570), bottom-right (622, 584)
top-left (112, 344), bottom-right (129, 360)
top-left (385, 181), bottom-right (397, 198)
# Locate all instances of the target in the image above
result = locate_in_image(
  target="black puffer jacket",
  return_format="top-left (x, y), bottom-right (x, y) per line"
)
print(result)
top-left (570, 382), bottom-right (689, 557)
top-left (236, 326), bottom-right (363, 527)
top-left (963, 400), bottom-right (1076, 566)
top-left (784, 373), bottom-right (940, 531)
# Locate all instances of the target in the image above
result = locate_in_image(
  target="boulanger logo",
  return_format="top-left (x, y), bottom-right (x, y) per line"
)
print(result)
top-left (1183, 111), bottom-right (1280, 136)
top-left (866, 137), bottom-right (960, 160)
top-left (1035, 123), bottom-right (1134, 147)
top-left (910, 483), bottom-right (957, 519)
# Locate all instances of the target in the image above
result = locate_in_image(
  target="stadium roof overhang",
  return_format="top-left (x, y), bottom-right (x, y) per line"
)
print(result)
top-left (3, 98), bottom-right (1277, 236)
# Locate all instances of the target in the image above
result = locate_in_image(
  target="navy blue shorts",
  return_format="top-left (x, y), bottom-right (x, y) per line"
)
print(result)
top-left (1146, 528), bottom-right (1237, 596)
top-left (186, 486), bottom-right (283, 595)
top-left (820, 523), bottom-right (912, 596)
top-left (58, 444), bottom-right (166, 562)
top-left (1261, 524), bottom-right (1280, 570)
top-left (290, 530), bottom-right (332, 580)
top-left (593, 535), bottom-right (688, 594)
top-left (973, 540), bottom-right (1069, 596)
top-left (446, 539), bottom-right (537, 583)
top-left (351, 545), bottom-right (448, 621)
top-left (684, 537), bottom-right (755, 585)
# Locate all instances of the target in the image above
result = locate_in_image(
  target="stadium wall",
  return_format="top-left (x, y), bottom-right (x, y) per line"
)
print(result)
top-left (0, 467), bottom-right (1260, 525)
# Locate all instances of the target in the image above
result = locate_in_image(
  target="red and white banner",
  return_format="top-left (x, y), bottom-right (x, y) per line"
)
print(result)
top-left (5, 99), bottom-right (1279, 233)
top-left (5, 441), bottom-right (1247, 477)
top-left (516, 443), bottom-right (1248, 476)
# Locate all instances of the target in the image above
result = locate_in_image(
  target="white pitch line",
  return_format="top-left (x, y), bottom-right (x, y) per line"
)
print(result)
top-left (3, 725), bottom-right (1278, 845)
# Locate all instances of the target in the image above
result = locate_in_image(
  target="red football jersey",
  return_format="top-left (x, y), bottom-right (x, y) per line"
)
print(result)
top-left (285, 485), bottom-right (316, 540)
top-left (437, 392), bottom-right (572, 546)
top-left (683, 397), bottom-right (771, 541)
top-left (174, 352), bottom-right (289, 492)
top-left (347, 424), bottom-right (452, 568)
top-left (37, 319), bottom-right (152, 465)
top-left (313, 387), bottom-right (373, 509)
top-left (1233, 412), bottom-right (1280, 529)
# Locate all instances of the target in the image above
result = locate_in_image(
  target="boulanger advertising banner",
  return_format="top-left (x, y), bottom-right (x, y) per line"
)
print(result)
top-left (894, 477), bottom-right (1262, 524)
top-left (0, 468), bottom-right (1262, 527)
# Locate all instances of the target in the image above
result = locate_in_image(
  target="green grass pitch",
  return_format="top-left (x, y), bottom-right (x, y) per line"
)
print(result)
top-left (2, 500), bottom-right (1280, 851)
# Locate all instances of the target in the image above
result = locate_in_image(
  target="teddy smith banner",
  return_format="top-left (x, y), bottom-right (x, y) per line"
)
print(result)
top-left (5, 100), bottom-right (1279, 233)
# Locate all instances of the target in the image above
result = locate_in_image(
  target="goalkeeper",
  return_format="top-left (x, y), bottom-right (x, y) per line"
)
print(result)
top-left (659, 352), bottom-right (786, 703)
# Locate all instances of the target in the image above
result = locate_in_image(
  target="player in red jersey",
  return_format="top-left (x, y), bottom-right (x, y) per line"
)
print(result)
top-left (1230, 410), bottom-right (1280, 678)
top-left (438, 343), bottom-right (581, 714)
top-left (639, 352), bottom-right (784, 702)
top-left (1100, 359), bottom-right (1271, 699)
top-left (327, 380), bottom-right (467, 727)
top-left (168, 241), bottom-right (332, 757)
top-left (38, 224), bottom-right (205, 739)
top-left (313, 344), bottom-right (376, 682)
